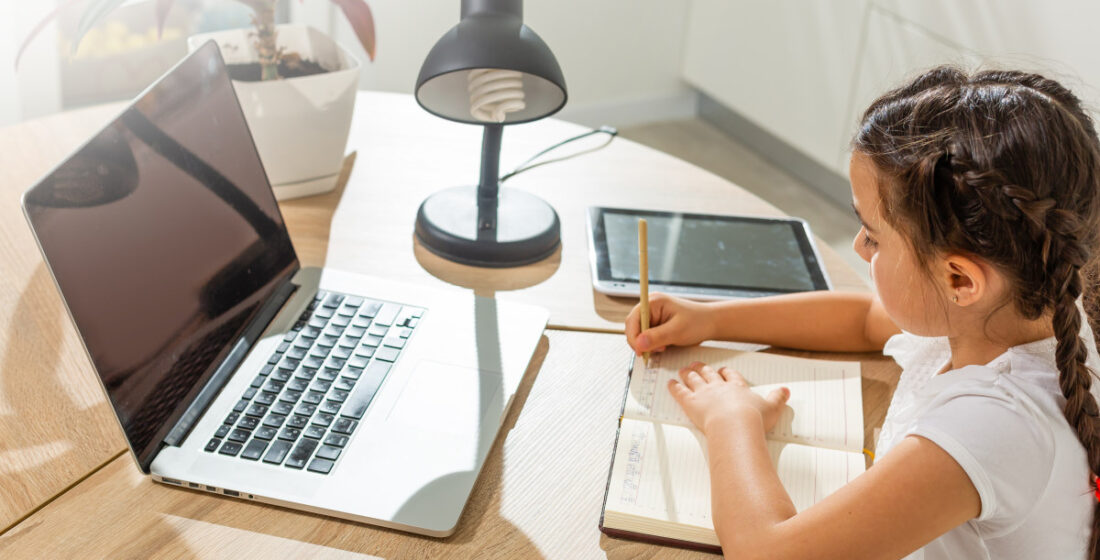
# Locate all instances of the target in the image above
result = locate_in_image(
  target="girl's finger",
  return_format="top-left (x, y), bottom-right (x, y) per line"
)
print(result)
top-left (719, 366), bottom-right (748, 386)
top-left (699, 363), bottom-right (721, 383)
top-left (667, 378), bottom-right (690, 401)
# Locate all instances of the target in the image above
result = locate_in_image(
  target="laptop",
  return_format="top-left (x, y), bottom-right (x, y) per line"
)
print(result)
top-left (21, 41), bottom-right (548, 537)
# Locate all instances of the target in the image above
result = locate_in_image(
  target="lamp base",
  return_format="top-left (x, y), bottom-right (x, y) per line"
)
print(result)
top-left (415, 185), bottom-right (560, 268)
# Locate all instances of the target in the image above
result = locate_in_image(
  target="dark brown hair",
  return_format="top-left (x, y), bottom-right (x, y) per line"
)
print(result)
top-left (854, 66), bottom-right (1100, 557)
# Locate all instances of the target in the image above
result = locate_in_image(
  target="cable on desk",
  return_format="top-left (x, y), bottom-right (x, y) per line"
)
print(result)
top-left (500, 125), bottom-right (618, 183)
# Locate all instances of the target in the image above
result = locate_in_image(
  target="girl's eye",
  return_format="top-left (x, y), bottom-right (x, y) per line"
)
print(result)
top-left (862, 231), bottom-right (878, 249)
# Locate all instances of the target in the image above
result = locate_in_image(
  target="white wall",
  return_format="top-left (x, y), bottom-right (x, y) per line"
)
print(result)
top-left (683, 0), bottom-right (1100, 179)
top-left (292, 0), bottom-right (697, 128)
top-left (1, 3), bottom-right (63, 128)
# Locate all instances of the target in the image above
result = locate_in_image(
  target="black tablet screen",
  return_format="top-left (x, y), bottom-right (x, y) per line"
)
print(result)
top-left (601, 210), bottom-right (820, 292)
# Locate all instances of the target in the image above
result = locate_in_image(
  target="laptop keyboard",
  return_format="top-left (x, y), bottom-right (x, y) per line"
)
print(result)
top-left (204, 290), bottom-right (423, 474)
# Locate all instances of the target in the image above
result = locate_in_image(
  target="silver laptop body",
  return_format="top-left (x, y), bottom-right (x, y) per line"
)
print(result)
top-left (22, 42), bottom-right (547, 537)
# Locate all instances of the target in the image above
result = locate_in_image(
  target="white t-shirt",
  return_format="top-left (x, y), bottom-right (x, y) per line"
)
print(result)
top-left (878, 332), bottom-right (1095, 560)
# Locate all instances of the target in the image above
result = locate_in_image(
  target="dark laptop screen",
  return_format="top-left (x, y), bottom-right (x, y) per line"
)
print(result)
top-left (22, 42), bottom-right (298, 468)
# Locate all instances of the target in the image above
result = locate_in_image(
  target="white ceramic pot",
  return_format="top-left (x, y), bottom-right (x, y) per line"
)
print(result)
top-left (188, 24), bottom-right (359, 200)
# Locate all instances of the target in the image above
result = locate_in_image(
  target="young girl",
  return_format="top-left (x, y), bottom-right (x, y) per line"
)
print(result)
top-left (625, 67), bottom-right (1100, 559)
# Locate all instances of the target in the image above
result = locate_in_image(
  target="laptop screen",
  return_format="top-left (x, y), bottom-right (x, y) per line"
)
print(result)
top-left (22, 42), bottom-right (298, 469)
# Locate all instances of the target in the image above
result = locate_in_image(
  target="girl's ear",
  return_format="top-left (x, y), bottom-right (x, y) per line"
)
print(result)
top-left (941, 254), bottom-right (990, 307)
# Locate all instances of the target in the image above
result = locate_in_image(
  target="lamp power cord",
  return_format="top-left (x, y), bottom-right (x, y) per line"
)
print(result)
top-left (499, 125), bottom-right (618, 183)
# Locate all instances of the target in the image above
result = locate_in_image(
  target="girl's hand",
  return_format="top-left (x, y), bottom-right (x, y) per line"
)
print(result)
top-left (668, 361), bottom-right (790, 434)
top-left (625, 293), bottom-right (716, 355)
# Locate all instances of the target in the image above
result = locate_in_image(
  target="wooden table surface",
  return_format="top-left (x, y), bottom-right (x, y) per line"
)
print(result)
top-left (0, 92), bottom-right (898, 558)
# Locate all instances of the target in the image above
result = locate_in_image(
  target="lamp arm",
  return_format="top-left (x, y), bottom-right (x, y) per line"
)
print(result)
top-left (461, 0), bottom-right (521, 18)
top-left (477, 123), bottom-right (503, 239)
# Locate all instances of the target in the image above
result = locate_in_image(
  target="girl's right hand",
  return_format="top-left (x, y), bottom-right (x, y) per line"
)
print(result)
top-left (625, 293), bottom-right (716, 356)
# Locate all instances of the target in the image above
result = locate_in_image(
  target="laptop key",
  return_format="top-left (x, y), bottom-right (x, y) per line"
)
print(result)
top-left (224, 412), bottom-right (240, 425)
top-left (361, 334), bottom-right (383, 348)
top-left (323, 293), bottom-right (344, 309)
top-left (286, 439), bottom-right (320, 469)
top-left (351, 316), bottom-right (371, 328)
top-left (325, 434), bottom-right (349, 447)
top-left (304, 425), bottom-right (326, 440)
top-left (295, 403), bottom-right (317, 416)
top-left (288, 378), bottom-right (310, 392)
top-left (321, 400), bottom-right (342, 415)
top-left (214, 425), bottom-right (230, 439)
top-left (307, 457), bottom-right (334, 474)
top-left (332, 418), bottom-right (357, 435)
top-left (287, 415), bottom-right (309, 429)
top-left (269, 401), bottom-right (291, 415)
top-left (243, 387), bottom-right (258, 400)
top-left (205, 438), bottom-right (222, 452)
top-left (341, 361), bottom-right (391, 419)
top-left (313, 413), bottom-right (335, 427)
top-left (343, 367), bottom-right (363, 380)
top-left (317, 445), bottom-right (342, 461)
top-left (241, 439), bottom-right (268, 461)
top-left (330, 389), bottom-right (349, 403)
top-left (233, 399), bottom-right (248, 413)
top-left (331, 315), bottom-right (351, 328)
top-left (237, 416), bottom-right (259, 431)
top-left (279, 427), bottom-right (302, 441)
top-left (219, 441), bottom-right (243, 456)
top-left (280, 390), bottom-right (303, 403)
top-left (375, 347), bottom-right (400, 362)
top-left (382, 335), bottom-right (406, 349)
top-left (287, 347), bottom-right (307, 360)
top-left (251, 374), bottom-right (266, 388)
top-left (359, 301), bottom-right (382, 318)
top-left (345, 296), bottom-right (364, 307)
top-left (315, 306), bottom-right (334, 319)
top-left (368, 324), bottom-right (389, 337)
top-left (245, 403), bottom-right (268, 417)
top-left (348, 356), bottom-right (369, 369)
top-left (354, 346), bottom-right (375, 359)
top-left (263, 440), bottom-right (292, 464)
top-left (337, 304), bottom-right (357, 317)
top-left (262, 380), bottom-right (284, 393)
top-left (316, 369), bottom-right (338, 382)
top-left (332, 346), bottom-right (352, 360)
top-left (255, 391), bottom-right (277, 406)
top-left (345, 326), bottom-right (367, 339)
top-left (262, 414), bottom-right (286, 428)
top-left (283, 330), bottom-right (298, 342)
top-left (374, 303), bottom-right (400, 326)
top-left (271, 370), bottom-right (292, 382)
top-left (303, 391), bottom-right (325, 405)
top-left (260, 364), bottom-right (274, 376)
top-left (254, 427), bottom-right (277, 440)
top-left (228, 429), bottom-right (251, 443)
top-left (334, 378), bottom-right (355, 392)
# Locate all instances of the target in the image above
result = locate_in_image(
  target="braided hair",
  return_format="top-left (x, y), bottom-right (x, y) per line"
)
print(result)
top-left (854, 67), bottom-right (1100, 557)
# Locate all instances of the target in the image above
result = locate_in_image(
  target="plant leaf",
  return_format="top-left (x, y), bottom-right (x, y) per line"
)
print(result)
top-left (15, 0), bottom-right (85, 70)
top-left (329, 0), bottom-right (375, 61)
top-left (74, 0), bottom-right (130, 53)
top-left (155, 0), bottom-right (176, 39)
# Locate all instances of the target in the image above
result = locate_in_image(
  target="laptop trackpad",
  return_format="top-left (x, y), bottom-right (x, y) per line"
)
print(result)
top-left (386, 360), bottom-right (504, 436)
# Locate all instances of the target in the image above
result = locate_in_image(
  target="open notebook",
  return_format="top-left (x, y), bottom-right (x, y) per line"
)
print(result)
top-left (599, 344), bottom-right (866, 552)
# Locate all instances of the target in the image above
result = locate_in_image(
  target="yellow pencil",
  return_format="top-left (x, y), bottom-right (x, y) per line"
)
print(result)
top-left (638, 218), bottom-right (650, 364)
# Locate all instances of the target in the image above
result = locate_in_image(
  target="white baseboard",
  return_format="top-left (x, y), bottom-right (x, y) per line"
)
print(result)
top-left (555, 90), bottom-right (699, 129)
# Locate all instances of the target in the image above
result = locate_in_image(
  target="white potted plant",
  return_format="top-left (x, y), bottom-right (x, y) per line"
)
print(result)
top-left (20, 0), bottom-right (376, 200)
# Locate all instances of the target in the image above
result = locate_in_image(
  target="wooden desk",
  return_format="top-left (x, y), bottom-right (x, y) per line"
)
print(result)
top-left (0, 92), bottom-right (898, 557)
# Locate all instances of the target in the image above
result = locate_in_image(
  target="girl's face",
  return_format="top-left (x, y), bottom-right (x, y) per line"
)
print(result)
top-left (849, 153), bottom-right (947, 336)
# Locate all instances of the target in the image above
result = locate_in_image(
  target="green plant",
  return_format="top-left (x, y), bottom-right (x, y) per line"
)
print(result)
top-left (18, 0), bottom-right (376, 81)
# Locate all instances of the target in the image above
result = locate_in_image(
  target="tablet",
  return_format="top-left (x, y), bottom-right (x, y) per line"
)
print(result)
top-left (587, 207), bottom-right (831, 300)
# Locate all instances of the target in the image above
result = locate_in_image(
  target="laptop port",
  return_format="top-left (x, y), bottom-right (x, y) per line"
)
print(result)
top-left (206, 485), bottom-right (217, 492)
top-left (223, 489), bottom-right (239, 497)
top-left (188, 482), bottom-right (199, 489)
top-left (161, 478), bottom-right (181, 485)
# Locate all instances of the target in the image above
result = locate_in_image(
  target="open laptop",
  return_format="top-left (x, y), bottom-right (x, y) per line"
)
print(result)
top-left (21, 41), bottom-right (548, 537)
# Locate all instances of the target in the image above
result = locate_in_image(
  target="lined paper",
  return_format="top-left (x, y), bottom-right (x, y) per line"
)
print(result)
top-left (624, 346), bottom-right (863, 452)
top-left (606, 419), bottom-right (866, 536)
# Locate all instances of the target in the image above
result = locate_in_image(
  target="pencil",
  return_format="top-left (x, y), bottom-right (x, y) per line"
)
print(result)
top-left (638, 218), bottom-right (650, 364)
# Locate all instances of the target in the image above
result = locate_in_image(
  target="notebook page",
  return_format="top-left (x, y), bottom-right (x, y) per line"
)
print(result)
top-left (624, 345), bottom-right (864, 452)
top-left (605, 419), bottom-right (866, 539)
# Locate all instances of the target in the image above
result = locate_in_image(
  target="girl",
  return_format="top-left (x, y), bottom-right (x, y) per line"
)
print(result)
top-left (625, 67), bottom-right (1100, 559)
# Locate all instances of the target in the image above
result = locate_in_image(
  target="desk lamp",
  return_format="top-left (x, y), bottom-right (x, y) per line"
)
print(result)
top-left (414, 0), bottom-right (567, 267)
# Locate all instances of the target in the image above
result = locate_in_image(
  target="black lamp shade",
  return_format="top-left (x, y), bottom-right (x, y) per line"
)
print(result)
top-left (415, 12), bottom-right (567, 125)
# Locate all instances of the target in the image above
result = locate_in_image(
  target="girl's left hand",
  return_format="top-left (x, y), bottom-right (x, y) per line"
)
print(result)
top-left (668, 361), bottom-right (790, 434)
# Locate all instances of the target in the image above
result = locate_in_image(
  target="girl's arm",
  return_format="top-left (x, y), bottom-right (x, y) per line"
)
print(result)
top-left (672, 363), bottom-right (980, 560)
top-left (626, 291), bottom-right (901, 355)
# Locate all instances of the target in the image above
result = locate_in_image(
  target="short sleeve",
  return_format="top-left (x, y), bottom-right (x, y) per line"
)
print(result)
top-left (907, 376), bottom-right (1055, 529)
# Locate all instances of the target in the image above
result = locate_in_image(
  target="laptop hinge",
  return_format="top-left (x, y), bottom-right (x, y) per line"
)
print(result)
top-left (162, 276), bottom-right (299, 448)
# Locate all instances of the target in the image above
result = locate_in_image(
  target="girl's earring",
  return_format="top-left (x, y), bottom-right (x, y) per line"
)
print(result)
top-left (952, 295), bottom-right (959, 304)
